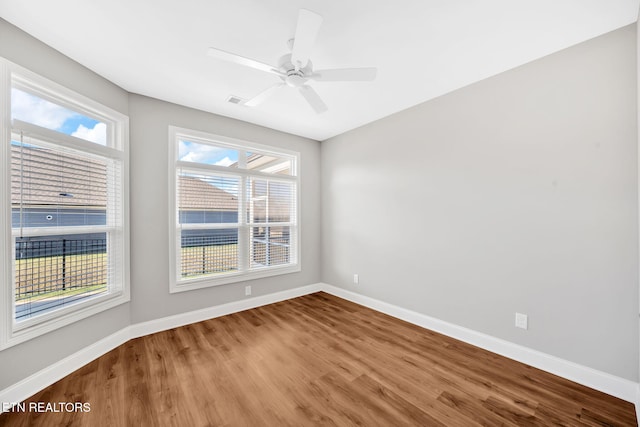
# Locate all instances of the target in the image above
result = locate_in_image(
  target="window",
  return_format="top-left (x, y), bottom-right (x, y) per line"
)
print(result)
top-left (169, 127), bottom-right (299, 292)
top-left (0, 60), bottom-right (129, 349)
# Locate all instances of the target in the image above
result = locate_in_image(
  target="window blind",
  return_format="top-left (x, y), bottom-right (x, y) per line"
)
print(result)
top-left (11, 132), bottom-right (121, 321)
top-left (178, 172), bottom-right (240, 277)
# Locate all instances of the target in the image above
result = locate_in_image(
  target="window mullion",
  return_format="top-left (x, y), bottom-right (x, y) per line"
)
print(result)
top-left (12, 120), bottom-right (122, 160)
top-left (238, 150), bottom-right (248, 273)
top-left (238, 174), bottom-right (248, 273)
top-left (266, 179), bottom-right (270, 267)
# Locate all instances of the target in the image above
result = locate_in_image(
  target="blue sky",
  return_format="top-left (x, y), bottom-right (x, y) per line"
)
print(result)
top-left (179, 140), bottom-right (238, 166)
top-left (178, 140), bottom-right (241, 193)
top-left (11, 88), bottom-right (107, 145)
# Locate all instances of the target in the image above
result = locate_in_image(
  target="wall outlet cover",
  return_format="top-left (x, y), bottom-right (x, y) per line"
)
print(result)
top-left (515, 312), bottom-right (528, 330)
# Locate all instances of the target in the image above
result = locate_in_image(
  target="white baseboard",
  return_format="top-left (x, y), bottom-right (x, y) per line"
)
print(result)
top-left (320, 283), bottom-right (639, 405)
top-left (0, 327), bottom-right (130, 410)
top-left (129, 283), bottom-right (322, 339)
top-left (0, 283), bottom-right (322, 411)
top-left (1, 281), bottom-right (638, 417)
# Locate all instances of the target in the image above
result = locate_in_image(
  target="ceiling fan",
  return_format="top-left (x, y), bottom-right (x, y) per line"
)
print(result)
top-left (207, 9), bottom-right (377, 114)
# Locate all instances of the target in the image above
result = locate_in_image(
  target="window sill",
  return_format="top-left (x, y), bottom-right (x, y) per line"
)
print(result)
top-left (169, 264), bottom-right (301, 293)
top-left (1, 290), bottom-right (130, 350)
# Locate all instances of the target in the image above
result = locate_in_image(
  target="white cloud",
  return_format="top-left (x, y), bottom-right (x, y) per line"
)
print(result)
top-left (179, 140), bottom-right (220, 163)
top-left (180, 151), bottom-right (210, 163)
top-left (72, 122), bottom-right (107, 145)
top-left (11, 88), bottom-right (77, 130)
top-left (215, 156), bottom-right (234, 167)
top-left (179, 141), bottom-right (237, 166)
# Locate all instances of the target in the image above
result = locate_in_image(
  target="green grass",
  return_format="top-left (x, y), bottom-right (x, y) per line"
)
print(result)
top-left (15, 252), bottom-right (106, 299)
top-left (15, 244), bottom-right (241, 301)
top-left (181, 244), bottom-right (238, 277)
top-left (15, 283), bottom-right (107, 303)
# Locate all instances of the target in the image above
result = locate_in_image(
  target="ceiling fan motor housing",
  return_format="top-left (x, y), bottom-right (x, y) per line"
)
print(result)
top-left (278, 53), bottom-right (312, 87)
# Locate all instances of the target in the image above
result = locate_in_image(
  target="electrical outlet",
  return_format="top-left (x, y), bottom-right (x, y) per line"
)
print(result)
top-left (353, 274), bottom-right (359, 284)
top-left (515, 312), bottom-right (528, 330)
top-left (245, 285), bottom-right (252, 296)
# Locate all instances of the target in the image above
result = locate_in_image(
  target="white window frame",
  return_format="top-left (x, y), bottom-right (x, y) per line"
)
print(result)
top-left (168, 126), bottom-right (300, 293)
top-left (0, 59), bottom-right (130, 349)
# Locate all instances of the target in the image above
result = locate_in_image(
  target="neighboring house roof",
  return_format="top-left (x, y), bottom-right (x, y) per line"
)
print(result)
top-left (11, 143), bottom-right (107, 208)
top-left (11, 144), bottom-right (240, 212)
top-left (12, 145), bottom-right (291, 220)
top-left (178, 175), bottom-right (238, 211)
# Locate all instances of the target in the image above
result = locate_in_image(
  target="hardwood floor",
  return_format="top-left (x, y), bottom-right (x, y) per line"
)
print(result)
top-left (1, 292), bottom-right (636, 426)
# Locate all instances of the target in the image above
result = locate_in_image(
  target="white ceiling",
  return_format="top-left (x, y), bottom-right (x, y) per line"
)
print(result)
top-left (1, 0), bottom-right (638, 141)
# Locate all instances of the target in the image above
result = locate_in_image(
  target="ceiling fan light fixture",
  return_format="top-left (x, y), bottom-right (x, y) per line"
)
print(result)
top-left (285, 73), bottom-right (306, 88)
top-left (207, 8), bottom-right (377, 114)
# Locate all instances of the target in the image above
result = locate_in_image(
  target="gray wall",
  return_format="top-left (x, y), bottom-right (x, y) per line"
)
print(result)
top-left (321, 25), bottom-right (639, 381)
top-left (0, 18), bottom-right (321, 390)
top-left (0, 19), bottom-right (131, 390)
top-left (128, 94), bottom-right (320, 323)
top-left (1, 15), bottom-right (637, 392)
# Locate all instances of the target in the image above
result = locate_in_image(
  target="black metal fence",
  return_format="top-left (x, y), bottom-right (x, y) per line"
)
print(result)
top-left (181, 231), bottom-right (238, 277)
top-left (15, 236), bottom-right (107, 298)
top-left (15, 234), bottom-right (107, 259)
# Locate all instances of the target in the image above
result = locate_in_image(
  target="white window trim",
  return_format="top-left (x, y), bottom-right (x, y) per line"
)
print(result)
top-left (168, 126), bottom-right (301, 293)
top-left (0, 58), bottom-right (130, 350)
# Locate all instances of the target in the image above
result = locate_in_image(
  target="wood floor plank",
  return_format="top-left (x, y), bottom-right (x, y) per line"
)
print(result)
top-left (0, 292), bottom-right (636, 426)
top-left (94, 346), bottom-right (126, 426)
top-left (437, 390), bottom-right (521, 427)
top-left (353, 373), bottom-right (451, 427)
top-left (123, 338), bottom-right (159, 427)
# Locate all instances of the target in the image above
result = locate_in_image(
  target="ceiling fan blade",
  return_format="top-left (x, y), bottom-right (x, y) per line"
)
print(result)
top-left (298, 85), bottom-right (328, 114)
top-left (311, 67), bottom-right (377, 82)
top-left (245, 83), bottom-right (285, 107)
top-left (207, 47), bottom-right (282, 76)
top-left (291, 9), bottom-right (323, 70)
